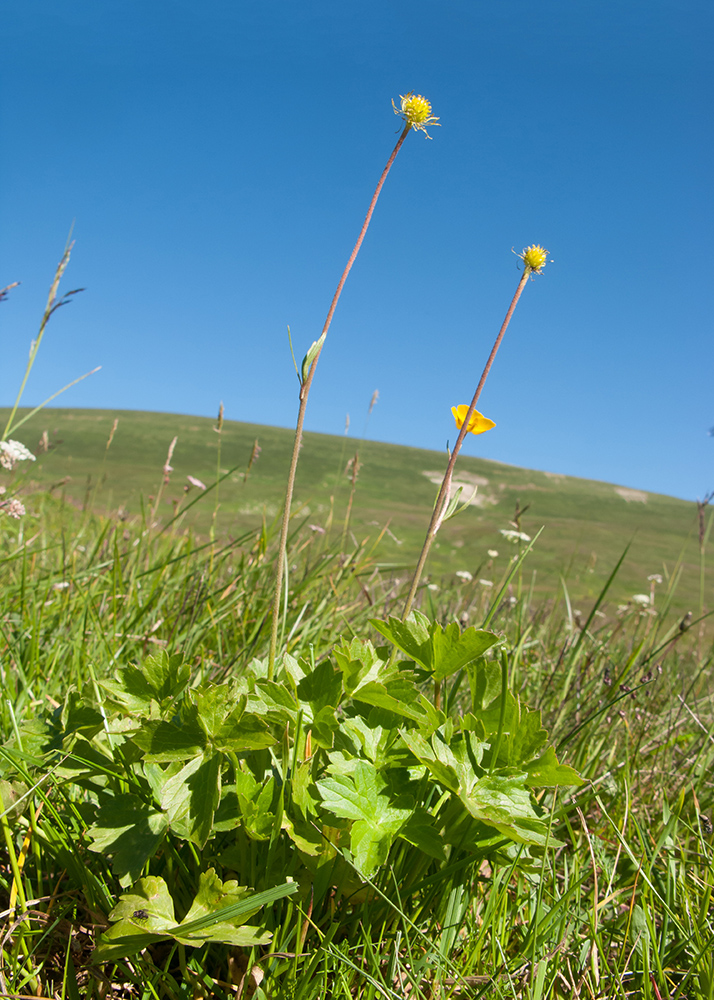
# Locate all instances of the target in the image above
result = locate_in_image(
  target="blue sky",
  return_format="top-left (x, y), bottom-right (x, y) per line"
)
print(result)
top-left (2, 0), bottom-right (712, 500)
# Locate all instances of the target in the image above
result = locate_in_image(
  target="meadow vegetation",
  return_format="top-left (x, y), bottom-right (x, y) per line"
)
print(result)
top-left (1, 94), bottom-right (712, 999)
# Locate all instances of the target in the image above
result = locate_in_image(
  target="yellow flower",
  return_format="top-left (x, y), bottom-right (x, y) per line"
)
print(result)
top-left (392, 93), bottom-right (440, 137)
top-left (451, 405), bottom-right (496, 435)
top-left (516, 245), bottom-right (551, 274)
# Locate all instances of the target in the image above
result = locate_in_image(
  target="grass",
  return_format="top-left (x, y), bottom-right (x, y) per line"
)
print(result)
top-left (3, 405), bottom-right (705, 618)
top-left (0, 435), bottom-right (712, 998)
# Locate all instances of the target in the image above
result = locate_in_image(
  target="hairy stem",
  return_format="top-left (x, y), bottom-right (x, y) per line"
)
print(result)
top-left (268, 124), bottom-right (412, 676)
top-left (402, 267), bottom-right (532, 619)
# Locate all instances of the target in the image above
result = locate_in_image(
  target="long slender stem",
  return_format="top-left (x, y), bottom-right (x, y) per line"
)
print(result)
top-left (3, 241), bottom-right (73, 440)
top-left (268, 125), bottom-right (412, 676)
top-left (402, 268), bottom-right (532, 619)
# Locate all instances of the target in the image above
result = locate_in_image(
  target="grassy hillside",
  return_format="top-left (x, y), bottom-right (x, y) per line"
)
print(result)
top-left (3, 406), bottom-right (705, 614)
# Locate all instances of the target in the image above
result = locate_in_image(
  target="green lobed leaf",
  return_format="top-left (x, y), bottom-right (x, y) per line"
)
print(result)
top-left (171, 868), bottom-right (271, 947)
top-left (370, 613), bottom-right (500, 680)
top-left (523, 746), bottom-right (584, 788)
top-left (86, 793), bottom-right (169, 887)
top-left (143, 650), bottom-right (191, 703)
top-left (233, 769), bottom-right (277, 841)
top-left (317, 759), bottom-right (413, 876)
top-left (131, 719), bottom-right (206, 762)
top-left (297, 659), bottom-right (343, 714)
top-left (210, 708), bottom-right (276, 752)
top-left (159, 751), bottom-right (221, 848)
top-left (194, 683), bottom-right (246, 739)
top-left (333, 637), bottom-right (383, 696)
top-left (0, 778), bottom-right (29, 820)
top-left (93, 875), bottom-right (176, 962)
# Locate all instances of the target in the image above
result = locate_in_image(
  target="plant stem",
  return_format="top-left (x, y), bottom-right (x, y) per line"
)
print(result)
top-left (268, 124), bottom-right (412, 676)
top-left (402, 267), bottom-right (532, 619)
top-left (3, 240), bottom-right (73, 440)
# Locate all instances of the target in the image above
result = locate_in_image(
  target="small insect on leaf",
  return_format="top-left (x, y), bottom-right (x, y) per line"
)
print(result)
top-left (132, 909), bottom-right (149, 920)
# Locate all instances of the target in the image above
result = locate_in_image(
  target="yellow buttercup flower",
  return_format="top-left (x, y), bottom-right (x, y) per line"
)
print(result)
top-left (451, 405), bottom-right (496, 435)
top-left (393, 93), bottom-right (440, 137)
top-left (516, 245), bottom-right (551, 274)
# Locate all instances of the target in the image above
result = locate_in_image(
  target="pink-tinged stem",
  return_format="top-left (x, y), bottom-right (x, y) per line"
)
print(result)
top-left (402, 267), bottom-right (532, 619)
top-left (268, 124), bottom-right (412, 676)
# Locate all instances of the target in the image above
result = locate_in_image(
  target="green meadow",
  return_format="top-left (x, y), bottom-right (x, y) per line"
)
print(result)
top-left (7, 405), bottom-right (704, 616)
top-left (2, 402), bottom-right (712, 998)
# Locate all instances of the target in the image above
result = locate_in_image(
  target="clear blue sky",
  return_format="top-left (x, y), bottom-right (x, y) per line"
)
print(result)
top-left (2, 0), bottom-right (712, 500)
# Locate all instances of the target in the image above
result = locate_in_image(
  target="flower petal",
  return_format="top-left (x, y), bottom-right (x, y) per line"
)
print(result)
top-left (451, 405), bottom-right (496, 435)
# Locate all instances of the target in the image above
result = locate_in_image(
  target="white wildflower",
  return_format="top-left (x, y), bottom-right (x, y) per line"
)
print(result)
top-left (499, 529), bottom-right (531, 543)
top-left (308, 524), bottom-right (326, 534)
top-left (0, 498), bottom-right (26, 518)
top-left (632, 594), bottom-right (651, 607)
top-left (647, 574), bottom-right (663, 584)
top-left (187, 475), bottom-right (207, 490)
top-left (487, 549), bottom-right (499, 558)
top-left (0, 440), bottom-right (36, 470)
top-left (427, 583), bottom-right (440, 592)
top-left (53, 581), bottom-right (70, 591)
top-left (479, 579), bottom-right (493, 587)
top-left (455, 570), bottom-right (473, 582)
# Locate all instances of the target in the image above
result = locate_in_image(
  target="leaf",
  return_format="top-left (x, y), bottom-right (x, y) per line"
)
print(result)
top-left (370, 612), bottom-right (431, 669)
top-left (131, 720), bottom-right (206, 762)
top-left (86, 794), bottom-right (168, 887)
top-left (94, 873), bottom-right (288, 962)
top-left (159, 751), bottom-right (221, 847)
top-left (195, 684), bottom-right (245, 739)
top-left (301, 331), bottom-right (326, 383)
top-left (430, 623), bottom-right (501, 681)
top-left (523, 746), bottom-right (584, 788)
top-left (250, 680), bottom-right (299, 723)
top-left (143, 651), bottom-right (191, 703)
top-left (466, 656), bottom-right (505, 712)
top-left (212, 711), bottom-right (276, 753)
top-left (60, 691), bottom-right (106, 740)
top-left (471, 692), bottom-right (549, 768)
top-left (333, 637), bottom-right (383, 696)
top-left (317, 759), bottom-right (412, 876)
top-left (371, 613), bottom-right (500, 679)
top-left (297, 659), bottom-right (343, 713)
top-left (310, 706), bottom-right (339, 750)
top-left (99, 670), bottom-right (155, 716)
top-left (331, 638), bottom-right (425, 721)
top-left (459, 773), bottom-right (557, 847)
top-left (93, 876), bottom-right (176, 962)
top-left (400, 727), bottom-right (554, 847)
top-left (0, 779), bottom-right (29, 820)
top-left (398, 807), bottom-right (446, 860)
top-left (172, 869), bottom-right (271, 947)
top-left (233, 770), bottom-right (277, 841)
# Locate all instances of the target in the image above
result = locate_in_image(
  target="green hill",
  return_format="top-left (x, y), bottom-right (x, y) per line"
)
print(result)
top-left (3, 407), bottom-right (705, 614)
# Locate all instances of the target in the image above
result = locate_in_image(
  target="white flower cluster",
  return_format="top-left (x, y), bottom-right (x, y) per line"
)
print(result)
top-left (0, 498), bottom-right (26, 519)
top-left (499, 529), bottom-right (531, 543)
top-left (0, 439), bottom-right (36, 470)
top-left (631, 593), bottom-right (652, 607)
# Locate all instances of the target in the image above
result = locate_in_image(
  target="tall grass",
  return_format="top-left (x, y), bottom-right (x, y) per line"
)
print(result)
top-left (1, 492), bottom-right (712, 997)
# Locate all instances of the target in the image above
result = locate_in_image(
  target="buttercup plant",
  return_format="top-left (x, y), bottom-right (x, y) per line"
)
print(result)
top-left (268, 93), bottom-right (440, 676)
top-left (402, 245), bottom-right (552, 618)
